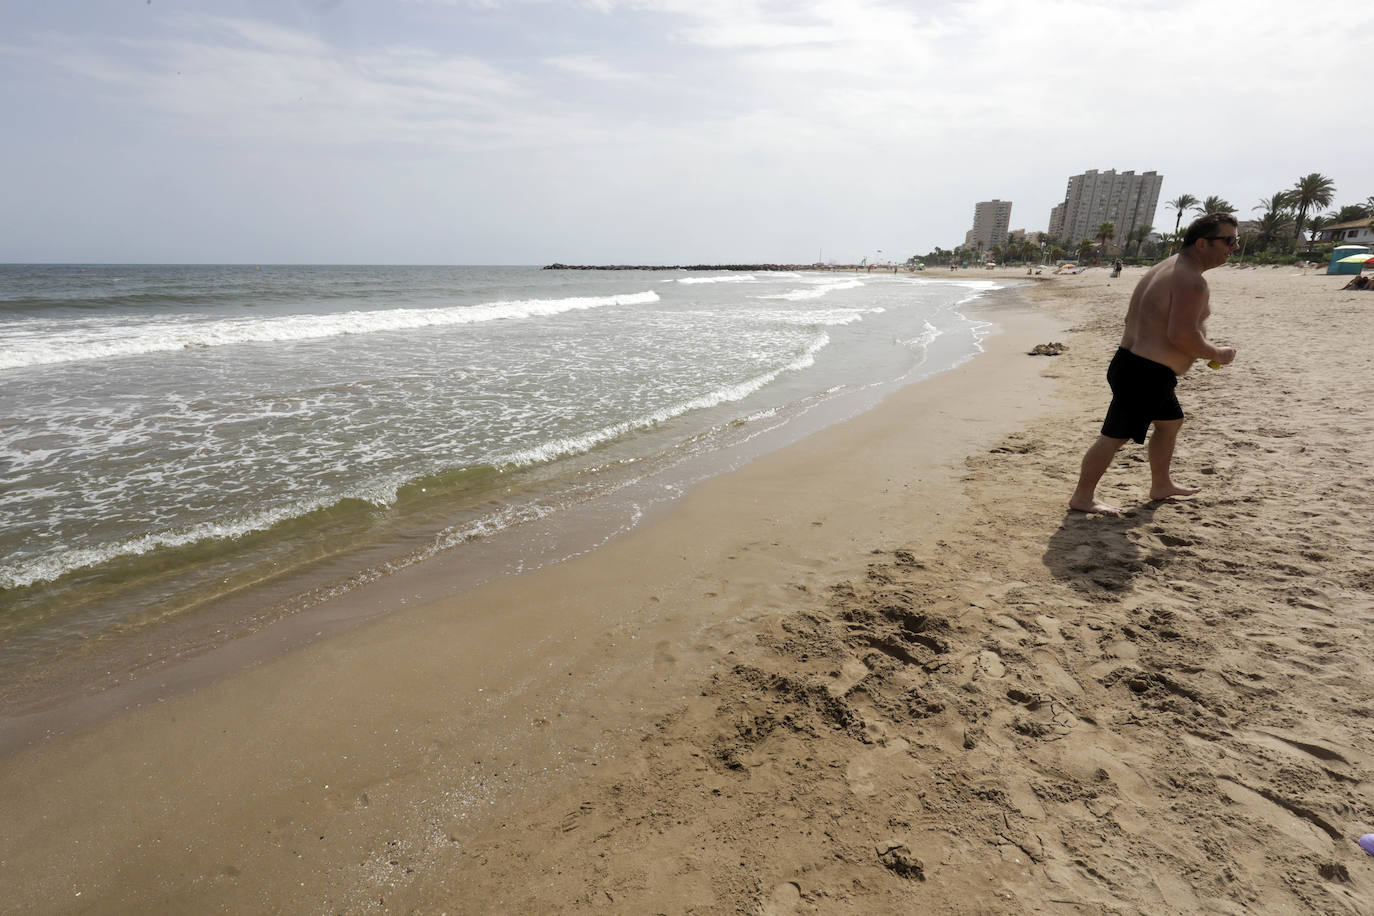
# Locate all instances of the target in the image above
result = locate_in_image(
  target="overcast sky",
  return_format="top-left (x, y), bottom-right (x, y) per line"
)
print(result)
top-left (3, 0), bottom-right (1371, 265)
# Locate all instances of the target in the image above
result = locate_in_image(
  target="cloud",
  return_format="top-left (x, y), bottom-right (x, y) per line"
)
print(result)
top-left (544, 55), bottom-right (635, 81)
top-left (15, 14), bottom-right (577, 151)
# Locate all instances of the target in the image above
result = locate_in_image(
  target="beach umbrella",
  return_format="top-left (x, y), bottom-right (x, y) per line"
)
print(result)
top-left (1336, 253), bottom-right (1374, 264)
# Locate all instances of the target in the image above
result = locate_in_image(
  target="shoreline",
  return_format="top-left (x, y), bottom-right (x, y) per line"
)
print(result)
top-left (5, 265), bottom-right (1369, 912)
top-left (0, 277), bottom-right (1017, 754)
top-left (543, 263), bottom-right (924, 271)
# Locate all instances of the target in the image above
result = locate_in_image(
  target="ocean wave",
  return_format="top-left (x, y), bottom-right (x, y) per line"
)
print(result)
top-left (750, 278), bottom-right (866, 301)
top-left (0, 331), bottom-right (830, 591)
top-left (898, 320), bottom-right (943, 354)
top-left (494, 333), bottom-right (831, 469)
top-left (0, 504), bottom-right (304, 591)
top-left (918, 278), bottom-right (1005, 292)
top-left (0, 291), bottom-right (661, 370)
top-left (0, 471), bottom-right (425, 591)
top-left (754, 307), bottom-right (870, 326)
top-left (670, 275), bottom-right (758, 284)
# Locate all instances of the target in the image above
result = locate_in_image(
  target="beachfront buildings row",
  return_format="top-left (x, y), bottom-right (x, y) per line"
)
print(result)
top-left (1047, 169), bottom-right (1163, 247)
top-left (957, 169), bottom-right (1162, 257)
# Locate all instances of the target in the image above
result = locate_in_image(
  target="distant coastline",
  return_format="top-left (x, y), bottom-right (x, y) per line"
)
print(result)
top-left (543, 262), bottom-right (900, 271)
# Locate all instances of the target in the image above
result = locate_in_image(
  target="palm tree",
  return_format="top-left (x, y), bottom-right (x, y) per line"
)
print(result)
top-left (1127, 224), bottom-right (1153, 257)
top-left (1254, 191), bottom-right (1295, 218)
top-left (1251, 192), bottom-right (1295, 254)
top-left (1307, 214), bottom-right (1332, 241)
top-left (1199, 195), bottom-right (1235, 215)
top-left (1329, 204), bottom-right (1372, 223)
top-left (1075, 239), bottom-right (1095, 262)
top-left (1095, 221), bottom-right (1116, 255)
top-left (1291, 173), bottom-right (1336, 244)
top-left (1167, 194), bottom-right (1199, 235)
top-left (1252, 209), bottom-right (1294, 252)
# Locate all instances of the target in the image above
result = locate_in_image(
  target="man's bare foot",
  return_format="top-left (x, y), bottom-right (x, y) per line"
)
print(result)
top-left (1148, 483), bottom-right (1202, 501)
top-left (1069, 497), bottom-right (1122, 515)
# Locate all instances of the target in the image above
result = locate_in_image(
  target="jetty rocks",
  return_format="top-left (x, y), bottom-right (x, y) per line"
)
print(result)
top-left (543, 263), bottom-right (820, 272)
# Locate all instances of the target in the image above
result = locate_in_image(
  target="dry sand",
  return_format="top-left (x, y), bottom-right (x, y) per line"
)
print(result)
top-left (2, 265), bottom-right (1372, 914)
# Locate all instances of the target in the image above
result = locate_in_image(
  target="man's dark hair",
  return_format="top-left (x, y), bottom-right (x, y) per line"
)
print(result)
top-left (1183, 213), bottom-right (1240, 247)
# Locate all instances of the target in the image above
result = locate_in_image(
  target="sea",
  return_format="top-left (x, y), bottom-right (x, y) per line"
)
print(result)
top-left (0, 264), bottom-right (1011, 706)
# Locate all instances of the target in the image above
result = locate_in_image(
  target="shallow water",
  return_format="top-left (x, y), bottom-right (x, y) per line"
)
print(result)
top-left (0, 265), bottom-right (1007, 687)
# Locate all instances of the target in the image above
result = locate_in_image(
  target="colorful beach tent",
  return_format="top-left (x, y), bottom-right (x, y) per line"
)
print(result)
top-left (1328, 245), bottom-right (1371, 275)
top-left (1336, 253), bottom-right (1374, 264)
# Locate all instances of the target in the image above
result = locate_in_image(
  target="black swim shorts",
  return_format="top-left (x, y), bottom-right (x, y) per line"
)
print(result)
top-left (1100, 347), bottom-right (1183, 444)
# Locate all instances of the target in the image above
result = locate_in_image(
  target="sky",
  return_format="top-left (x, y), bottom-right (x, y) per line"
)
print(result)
top-left (2, 0), bottom-right (1371, 265)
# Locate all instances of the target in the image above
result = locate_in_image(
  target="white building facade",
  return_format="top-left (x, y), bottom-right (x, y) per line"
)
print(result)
top-left (1314, 218), bottom-right (1374, 246)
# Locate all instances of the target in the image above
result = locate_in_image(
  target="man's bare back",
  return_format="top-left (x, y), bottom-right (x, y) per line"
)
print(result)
top-left (1119, 254), bottom-right (1215, 376)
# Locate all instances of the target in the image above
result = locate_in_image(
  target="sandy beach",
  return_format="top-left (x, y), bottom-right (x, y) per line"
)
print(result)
top-left (2, 264), bottom-right (1372, 914)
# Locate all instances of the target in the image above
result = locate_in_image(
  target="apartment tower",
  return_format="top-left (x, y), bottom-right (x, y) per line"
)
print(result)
top-left (1047, 169), bottom-right (1163, 247)
top-left (964, 199), bottom-right (1013, 252)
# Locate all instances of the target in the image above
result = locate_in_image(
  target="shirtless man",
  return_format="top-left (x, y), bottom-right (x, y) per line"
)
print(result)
top-left (1069, 213), bottom-right (1240, 514)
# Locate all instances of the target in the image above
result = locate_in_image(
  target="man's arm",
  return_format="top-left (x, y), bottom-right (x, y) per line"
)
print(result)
top-left (1167, 276), bottom-right (1235, 365)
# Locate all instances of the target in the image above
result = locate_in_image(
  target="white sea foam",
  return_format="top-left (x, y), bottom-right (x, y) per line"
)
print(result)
top-left (0, 290), bottom-right (661, 370)
top-left (0, 510), bottom-right (283, 590)
top-left (671, 275), bottom-right (758, 284)
top-left (750, 278), bottom-right (865, 301)
top-left (430, 500), bottom-right (559, 551)
top-left (898, 321), bottom-right (943, 354)
top-left (685, 307), bottom-right (871, 327)
top-left (493, 333), bottom-right (831, 469)
top-left (0, 473), bottom-right (411, 590)
top-left (944, 280), bottom-right (1004, 292)
top-left (756, 307), bottom-right (870, 326)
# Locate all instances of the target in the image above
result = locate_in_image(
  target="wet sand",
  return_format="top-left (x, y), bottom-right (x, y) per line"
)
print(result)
top-left (2, 265), bottom-right (1372, 914)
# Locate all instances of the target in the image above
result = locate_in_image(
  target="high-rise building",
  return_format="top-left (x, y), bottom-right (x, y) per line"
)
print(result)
top-left (964, 199), bottom-right (1012, 253)
top-left (1047, 203), bottom-right (1066, 240)
top-left (1047, 169), bottom-right (1163, 248)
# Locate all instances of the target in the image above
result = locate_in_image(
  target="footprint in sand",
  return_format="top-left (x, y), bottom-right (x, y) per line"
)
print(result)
top-left (761, 881), bottom-right (802, 915)
top-left (976, 649), bottom-right (1005, 679)
top-left (844, 739), bottom-right (911, 797)
top-left (827, 657), bottom-right (870, 697)
top-left (1215, 778), bottom-right (1335, 856)
top-left (1033, 614), bottom-right (1064, 642)
top-left (1240, 728), bottom-right (1354, 777)
top-left (1030, 650), bottom-right (1084, 698)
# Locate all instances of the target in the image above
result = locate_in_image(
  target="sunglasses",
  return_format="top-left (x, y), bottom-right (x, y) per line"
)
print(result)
top-left (1206, 235), bottom-right (1240, 247)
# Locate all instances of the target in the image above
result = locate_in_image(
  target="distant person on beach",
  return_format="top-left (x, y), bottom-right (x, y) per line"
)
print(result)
top-left (1069, 213), bottom-right (1240, 514)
